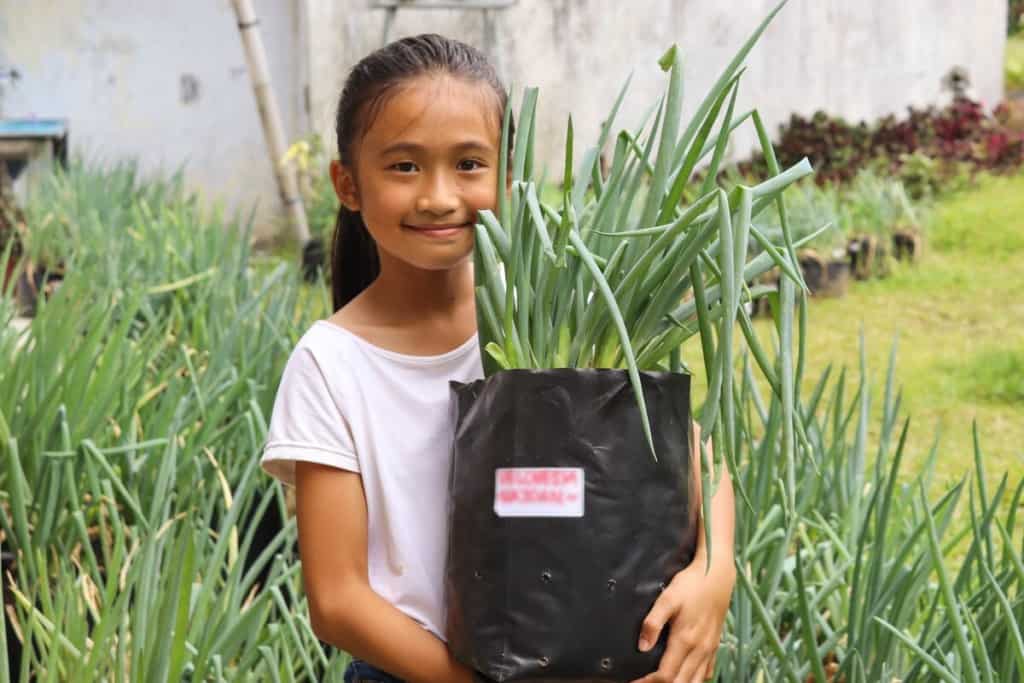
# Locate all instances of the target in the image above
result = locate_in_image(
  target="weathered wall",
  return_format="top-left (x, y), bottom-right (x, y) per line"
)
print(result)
top-left (0, 1), bottom-right (1008, 241)
top-left (307, 0), bottom-right (1007, 181)
top-left (0, 0), bottom-right (304, 242)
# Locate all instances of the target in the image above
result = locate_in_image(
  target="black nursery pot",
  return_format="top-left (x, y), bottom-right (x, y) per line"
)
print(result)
top-left (445, 369), bottom-right (699, 683)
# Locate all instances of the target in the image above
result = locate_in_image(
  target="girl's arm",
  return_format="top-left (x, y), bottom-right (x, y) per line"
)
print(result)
top-left (630, 423), bottom-right (737, 683)
top-left (295, 462), bottom-right (476, 683)
top-left (690, 423), bottom-right (737, 576)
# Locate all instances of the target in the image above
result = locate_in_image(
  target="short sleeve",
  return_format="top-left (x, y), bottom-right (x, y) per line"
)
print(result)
top-left (261, 345), bottom-right (359, 487)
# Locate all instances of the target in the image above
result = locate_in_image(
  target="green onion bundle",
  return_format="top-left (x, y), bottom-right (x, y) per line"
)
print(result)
top-left (475, 3), bottom-right (824, 451)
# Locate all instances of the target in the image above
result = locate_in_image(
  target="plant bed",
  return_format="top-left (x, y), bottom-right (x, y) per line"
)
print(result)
top-left (5, 153), bottom-right (1024, 678)
top-left (739, 95), bottom-right (1024, 188)
top-left (0, 158), bottom-right (346, 679)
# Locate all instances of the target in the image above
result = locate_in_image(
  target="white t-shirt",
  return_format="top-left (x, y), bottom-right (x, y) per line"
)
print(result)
top-left (260, 319), bottom-right (483, 640)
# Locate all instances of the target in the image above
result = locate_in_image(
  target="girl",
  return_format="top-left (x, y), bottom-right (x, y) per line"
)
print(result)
top-left (260, 34), bottom-right (736, 683)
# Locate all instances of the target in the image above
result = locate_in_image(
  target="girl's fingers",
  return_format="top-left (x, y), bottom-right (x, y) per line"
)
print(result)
top-left (691, 656), bottom-right (711, 683)
top-left (637, 591), bottom-right (679, 652)
top-left (703, 655), bottom-right (715, 680)
top-left (630, 637), bottom-right (690, 683)
top-left (673, 650), bottom-right (705, 683)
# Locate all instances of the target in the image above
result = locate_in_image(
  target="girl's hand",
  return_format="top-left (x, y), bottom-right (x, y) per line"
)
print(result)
top-left (630, 422), bottom-right (736, 683)
top-left (629, 558), bottom-right (736, 683)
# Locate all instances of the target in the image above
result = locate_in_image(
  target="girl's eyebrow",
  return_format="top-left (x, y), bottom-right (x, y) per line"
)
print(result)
top-left (379, 140), bottom-right (495, 156)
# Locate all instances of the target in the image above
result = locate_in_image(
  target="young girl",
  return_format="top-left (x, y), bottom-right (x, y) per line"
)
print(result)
top-left (261, 34), bottom-right (736, 683)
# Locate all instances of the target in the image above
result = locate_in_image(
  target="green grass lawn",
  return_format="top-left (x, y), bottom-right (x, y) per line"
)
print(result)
top-left (1008, 33), bottom-right (1024, 93)
top-left (680, 170), bottom-right (1024, 495)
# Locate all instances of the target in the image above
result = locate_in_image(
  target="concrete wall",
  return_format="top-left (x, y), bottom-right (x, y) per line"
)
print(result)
top-left (0, 0), bottom-right (304, 242)
top-left (1, 1), bottom-right (1008, 242)
top-left (307, 0), bottom-right (1007, 182)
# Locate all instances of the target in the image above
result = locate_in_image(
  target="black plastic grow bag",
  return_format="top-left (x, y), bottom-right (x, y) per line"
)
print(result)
top-left (446, 369), bottom-right (699, 682)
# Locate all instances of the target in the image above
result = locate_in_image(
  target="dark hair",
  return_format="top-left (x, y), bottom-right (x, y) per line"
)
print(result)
top-left (329, 34), bottom-right (512, 312)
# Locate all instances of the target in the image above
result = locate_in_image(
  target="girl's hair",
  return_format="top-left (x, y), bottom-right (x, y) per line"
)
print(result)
top-left (329, 33), bottom-right (513, 312)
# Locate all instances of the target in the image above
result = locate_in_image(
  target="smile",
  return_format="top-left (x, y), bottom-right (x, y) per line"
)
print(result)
top-left (404, 223), bottom-right (472, 238)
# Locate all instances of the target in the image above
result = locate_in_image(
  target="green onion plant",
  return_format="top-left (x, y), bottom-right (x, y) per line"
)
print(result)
top-left (1, 4), bottom-right (1021, 679)
top-left (473, 2), bottom-right (821, 560)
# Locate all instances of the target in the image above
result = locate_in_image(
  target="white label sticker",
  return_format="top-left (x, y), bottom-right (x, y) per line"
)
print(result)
top-left (494, 467), bottom-right (585, 518)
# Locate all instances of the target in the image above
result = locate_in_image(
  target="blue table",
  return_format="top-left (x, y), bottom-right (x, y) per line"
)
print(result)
top-left (0, 118), bottom-right (69, 180)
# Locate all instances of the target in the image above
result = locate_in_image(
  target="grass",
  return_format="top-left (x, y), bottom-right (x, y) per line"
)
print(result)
top-left (1007, 33), bottom-right (1024, 93)
top-left (678, 170), bottom-right (1024, 498)
top-left (945, 348), bottom-right (1024, 404)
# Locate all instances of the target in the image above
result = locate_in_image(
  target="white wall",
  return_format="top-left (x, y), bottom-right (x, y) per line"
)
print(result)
top-left (307, 0), bottom-right (1007, 182)
top-left (0, 0), bottom-right (304, 242)
top-left (1, 1), bottom-right (1008, 242)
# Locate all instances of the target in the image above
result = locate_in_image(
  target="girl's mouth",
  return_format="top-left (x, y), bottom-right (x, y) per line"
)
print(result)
top-left (404, 223), bottom-right (472, 238)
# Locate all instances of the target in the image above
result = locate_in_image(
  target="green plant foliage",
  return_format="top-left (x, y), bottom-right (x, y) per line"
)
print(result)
top-left (475, 2), bottom-right (816, 471)
top-left (842, 170), bottom-right (924, 237)
top-left (945, 348), bottom-right (1024, 404)
top-left (1010, 0), bottom-right (1024, 37)
top-left (741, 98), bottom-right (1024, 191)
top-left (281, 133), bottom-right (341, 241)
top-left (752, 180), bottom-right (844, 256)
top-left (20, 159), bottom-right (192, 270)
top-left (1007, 34), bottom-right (1024, 91)
top-left (723, 340), bottom-right (1024, 682)
top-left (1, 153), bottom-right (1023, 683)
top-left (0, 160), bottom-right (343, 681)
top-left (1, 5), bottom-right (1022, 679)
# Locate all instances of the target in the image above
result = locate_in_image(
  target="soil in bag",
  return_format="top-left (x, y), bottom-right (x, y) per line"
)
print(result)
top-left (446, 369), bottom-right (700, 682)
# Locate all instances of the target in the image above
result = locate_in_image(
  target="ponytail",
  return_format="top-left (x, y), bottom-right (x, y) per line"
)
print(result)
top-left (330, 206), bottom-right (380, 311)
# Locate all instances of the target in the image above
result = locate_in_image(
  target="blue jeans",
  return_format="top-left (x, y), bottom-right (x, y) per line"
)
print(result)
top-left (343, 659), bottom-right (404, 683)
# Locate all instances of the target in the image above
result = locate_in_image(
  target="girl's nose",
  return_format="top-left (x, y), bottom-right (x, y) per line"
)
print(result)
top-left (416, 175), bottom-right (459, 215)
top-left (415, 196), bottom-right (452, 214)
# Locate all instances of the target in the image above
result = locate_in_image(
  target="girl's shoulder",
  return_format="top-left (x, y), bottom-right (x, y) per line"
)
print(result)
top-left (293, 318), bottom-right (380, 364)
top-left (282, 320), bottom-right (360, 381)
top-left (309, 318), bottom-right (479, 366)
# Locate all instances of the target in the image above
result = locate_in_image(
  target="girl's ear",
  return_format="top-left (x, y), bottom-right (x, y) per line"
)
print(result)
top-left (330, 160), bottom-right (360, 212)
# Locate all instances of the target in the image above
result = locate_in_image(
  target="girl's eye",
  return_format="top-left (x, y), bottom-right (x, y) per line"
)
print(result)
top-left (458, 159), bottom-right (485, 172)
top-left (390, 162), bottom-right (418, 173)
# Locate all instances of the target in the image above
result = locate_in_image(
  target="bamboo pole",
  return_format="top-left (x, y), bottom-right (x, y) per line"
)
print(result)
top-left (230, 0), bottom-right (310, 244)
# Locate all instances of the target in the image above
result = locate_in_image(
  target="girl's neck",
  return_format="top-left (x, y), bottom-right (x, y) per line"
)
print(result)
top-left (365, 255), bottom-right (476, 326)
top-left (329, 256), bottom-right (477, 357)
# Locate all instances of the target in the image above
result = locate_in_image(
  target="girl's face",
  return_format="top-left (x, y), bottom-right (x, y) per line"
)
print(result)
top-left (332, 74), bottom-right (502, 274)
